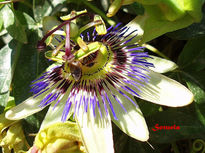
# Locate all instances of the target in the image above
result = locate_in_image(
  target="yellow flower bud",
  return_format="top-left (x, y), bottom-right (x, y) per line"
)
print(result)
top-left (32, 121), bottom-right (85, 153)
top-left (0, 113), bottom-right (28, 153)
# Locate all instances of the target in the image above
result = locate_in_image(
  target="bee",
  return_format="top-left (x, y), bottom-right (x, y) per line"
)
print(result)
top-left (69, 51), bottom-right (98, 81)
top-left (69, 61), bottom-right (82, 82)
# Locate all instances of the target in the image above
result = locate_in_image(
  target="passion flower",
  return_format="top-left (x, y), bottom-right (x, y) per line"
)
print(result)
top-left (5, 11), bottom-right (193, 153)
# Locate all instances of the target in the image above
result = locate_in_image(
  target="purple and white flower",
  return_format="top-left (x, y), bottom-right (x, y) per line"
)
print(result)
top-left (5, 13), bottom-right (193, 153)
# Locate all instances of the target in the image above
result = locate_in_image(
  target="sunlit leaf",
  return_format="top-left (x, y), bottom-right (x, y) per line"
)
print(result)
top-left (14, 11), bottom-right (37, 30)
top-left (4, 96), bottom-right (16, 111)
top-left (126, 0), bottom-right (203, 43)
top-left (0, 40), bottom-right (21, 107)
top-left (33, 0), bottom-right (67, 22)
top-left (1, 5), bottom-right (27, 43)
top-left (167, 8), bottom-right (205, 40)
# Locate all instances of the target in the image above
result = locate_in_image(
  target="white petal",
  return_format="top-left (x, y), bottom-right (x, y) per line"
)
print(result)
top-left (39, 100), bottom-right (73, 130)
top-left (76, 104), bottom-right (114, 153)
top-left (40, 84), bottom-right (74, 130)
top-left (125, 18), bottom-right (144, 43)
top-left (5, 96), bottom-right (44, 120)
top-left (5, 76), bottom-right (62, 120)
top-left (146, 55), bottom-right (178, 73)
top-left (103, 82), bottom-right (149, 141)
top-left (132, 70), bottom-right (194, 107)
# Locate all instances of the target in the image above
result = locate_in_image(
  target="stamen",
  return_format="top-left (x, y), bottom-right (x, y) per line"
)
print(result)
top-left (37, 12), bottom-right (89, 51)
top-left (52, 40), bottom-right (65, 56)
top-left (78, 20), bottom-right (102, 34)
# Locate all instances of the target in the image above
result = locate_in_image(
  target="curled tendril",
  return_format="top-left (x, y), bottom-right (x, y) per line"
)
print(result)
top-left (191, 139), bottom-right (205, 153)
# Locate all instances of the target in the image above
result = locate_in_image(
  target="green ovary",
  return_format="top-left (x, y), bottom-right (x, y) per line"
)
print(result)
top-left (80, 42), bottom-right (113, 80)
top-left (63, 42), bottom-right (113, 81)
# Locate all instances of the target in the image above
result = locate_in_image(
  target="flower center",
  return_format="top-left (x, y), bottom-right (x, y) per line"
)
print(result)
top-left (81, 42), bottom-right (113, 79)
top-left (63, 42), bottom-right (113, 81)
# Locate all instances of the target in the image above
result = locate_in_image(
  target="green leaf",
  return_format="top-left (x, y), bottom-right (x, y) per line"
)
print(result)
top-left (22, 108), bottom-right (48, 145)
top-left (184, 72), bottom-right (205, 126)
top-left (0, 0), bottom-right (5, 9)
top-left (177, 34), bottom-right (205, 129)
top-left (15, 0), bottom-right (33, 17)
top-left (113, 124), bottom-right (161, 153)
top-left (178, 66), bottom-right (205, 126)
top-left (14, 11), bottom-right (37, 30)
top-left (178, 36), bottom-right (205, 71)
top-left (1, 5), bottom-right (27, 43)
top-left (4, 96), bottom-right (16, 111)
top-left (33, 0), bottom-right (66, 22)
top-left (137, 99), bottom-right (160, 117)
top-left (177, 36), bottom-right (205, 106)
top-left (186, 77), bottom-right (205, 104)
top-left (167, 8), bottom-right (205, 40)
top-left (127, 0), bottom-right (203, 43)
top-left (113, 126), bottom-right (129, 153)
top-left (195, 103), bottom-right (205, 126)
top-left (0, 40), bottom-right (22, 107)
top-left (147, 109), bottom-right (205, 143)
top-left (12, 31), bottom-right (49, 105)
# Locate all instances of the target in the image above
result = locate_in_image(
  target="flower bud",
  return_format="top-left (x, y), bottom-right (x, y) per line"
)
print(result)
top-left (0, 113), bottom-right (28, 152)
top-left (32, 122), bottom-right (85, 153)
